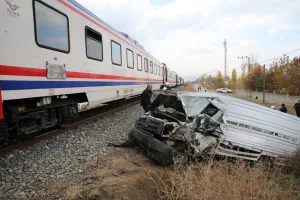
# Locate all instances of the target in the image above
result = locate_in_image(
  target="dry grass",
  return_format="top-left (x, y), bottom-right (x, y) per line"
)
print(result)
top-left (285, 149), bottom-right (300, 178)
top-left (183, 84), bottom-right (198, 92)
top-left (148, 160), bottom-right (300, 200)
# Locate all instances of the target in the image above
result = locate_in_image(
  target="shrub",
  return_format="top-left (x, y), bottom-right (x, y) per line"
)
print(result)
top-left (148, 160), bottom-right (300, 200)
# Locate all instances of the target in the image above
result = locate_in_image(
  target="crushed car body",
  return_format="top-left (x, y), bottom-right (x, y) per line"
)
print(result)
top-left (132, 91), bottom-right (300, 165)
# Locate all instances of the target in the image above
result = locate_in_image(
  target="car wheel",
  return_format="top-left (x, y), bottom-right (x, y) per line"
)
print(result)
top-left (128, 129), bottom-right (134, 139)
top-left (227, 91), bottom-right (229, 93)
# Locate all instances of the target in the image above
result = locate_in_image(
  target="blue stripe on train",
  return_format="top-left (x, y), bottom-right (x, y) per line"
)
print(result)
top-left (0, 80), bottom-right (162, 90)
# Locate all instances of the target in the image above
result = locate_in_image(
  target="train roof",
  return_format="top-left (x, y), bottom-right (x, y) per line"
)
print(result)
top-left (69, 0), bottom-right (182, 78)
top-left (69, 1), bottom-right (147, 55)
top-left (118, 32), bottom-right (145, 51)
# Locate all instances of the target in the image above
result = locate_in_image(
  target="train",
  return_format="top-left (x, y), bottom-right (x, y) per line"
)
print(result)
top-left (0, 0), bottom-right (184, 142)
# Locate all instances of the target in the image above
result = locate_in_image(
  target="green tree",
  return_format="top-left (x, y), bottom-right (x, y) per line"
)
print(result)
top-left (286, 57), bottom-right (300, 95)
top-left (265, 67), bottom-right (275, 93)
top-left (236, 76), bottom-right (244, 89)
top-left (217, 71), bottom-right (225, 88)
top-left (231, 68), bottom-right (237, 89)
top-left (250, 65), bottom-right (263, 91)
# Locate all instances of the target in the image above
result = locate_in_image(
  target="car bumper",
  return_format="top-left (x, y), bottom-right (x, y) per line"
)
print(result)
top-left (132, 128), bottom-right (175, 165)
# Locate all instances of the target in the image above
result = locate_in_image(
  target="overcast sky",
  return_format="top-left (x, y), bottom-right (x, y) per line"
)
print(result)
top-left (76, 0), bottom-right (300, 80)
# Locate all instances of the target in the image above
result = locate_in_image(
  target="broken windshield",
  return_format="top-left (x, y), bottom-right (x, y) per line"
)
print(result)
top-left (179, 95), bottom-right (210, 117)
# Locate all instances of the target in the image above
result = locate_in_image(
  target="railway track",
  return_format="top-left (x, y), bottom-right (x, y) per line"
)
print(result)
top-left (0, 97), bottom-right (140, 157)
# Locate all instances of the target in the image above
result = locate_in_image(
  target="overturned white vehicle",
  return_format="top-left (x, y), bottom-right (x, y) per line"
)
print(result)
top-left (131, 91), bottom-right (300, 165)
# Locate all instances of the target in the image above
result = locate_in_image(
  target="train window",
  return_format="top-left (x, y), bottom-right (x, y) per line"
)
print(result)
top-left (154, 64), bottom-right (157, 75)
top-left (153, 63), bottom-right (155, 74)
top-left (33, 0), bottom-right (70, 53)
top-left (137, 54), bottom-right (142, 71)
top-left (85, 27), bottom-right (103, 61)
top-left (144, 58), bottom-right (149, 72)
top-left (159, 66), bottom-right (161, 76)
top-left (111, 40), bottom-right (122, 66)
top-left (126, 49), bottom-right (134, 69)
top-left (150, 61), bottom-right (153, 74)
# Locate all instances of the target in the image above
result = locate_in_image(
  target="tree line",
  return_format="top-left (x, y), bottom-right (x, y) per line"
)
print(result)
top-left (197, 55), bottom-right (300, 96)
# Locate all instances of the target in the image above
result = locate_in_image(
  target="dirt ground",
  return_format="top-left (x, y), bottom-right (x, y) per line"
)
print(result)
top-left (41, 147), bottom-right (167, 200)
top-left (182, 84), bottom-right (198, 92)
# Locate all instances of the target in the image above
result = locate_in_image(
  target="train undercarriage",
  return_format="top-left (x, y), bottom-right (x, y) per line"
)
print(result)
top-left (0, 93), bottom-right (87, 144)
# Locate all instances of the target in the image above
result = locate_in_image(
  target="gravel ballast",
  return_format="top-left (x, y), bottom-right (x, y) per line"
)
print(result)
top-left (0, 104), bottom-right (143, 200)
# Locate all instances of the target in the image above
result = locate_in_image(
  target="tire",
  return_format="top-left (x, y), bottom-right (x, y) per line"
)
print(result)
top-left (128, 128), bottom-right (134, 139)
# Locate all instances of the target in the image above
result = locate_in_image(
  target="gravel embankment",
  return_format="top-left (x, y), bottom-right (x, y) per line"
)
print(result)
top-left (0, 104), bottom-right (143, 200)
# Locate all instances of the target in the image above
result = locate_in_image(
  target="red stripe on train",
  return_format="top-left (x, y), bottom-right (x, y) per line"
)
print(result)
top-left (0, 65), bottom-right (45, 77)
top-left (0, 85), bottom-right (3, 120)
top-left (0, 65), bottom-right (163, 82)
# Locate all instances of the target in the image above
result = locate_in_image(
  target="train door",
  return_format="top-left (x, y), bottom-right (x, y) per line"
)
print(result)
top-left (164, 68), bottom-right (168, 84)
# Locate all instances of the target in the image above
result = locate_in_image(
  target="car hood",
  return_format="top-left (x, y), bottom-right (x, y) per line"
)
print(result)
top-left (151, 91), bottom-right (227, 118)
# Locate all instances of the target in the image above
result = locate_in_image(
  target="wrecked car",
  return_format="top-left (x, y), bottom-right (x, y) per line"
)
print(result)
top-left (121, 91), bottom-right (300, 165)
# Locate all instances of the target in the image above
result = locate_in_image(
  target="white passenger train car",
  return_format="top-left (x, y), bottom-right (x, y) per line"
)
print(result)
top-left (0, 0), bottom-right (180, 141)
top-left (162, 64), bottom-right (177, 88)
top-left (168, 70), bottom-right (177, 88)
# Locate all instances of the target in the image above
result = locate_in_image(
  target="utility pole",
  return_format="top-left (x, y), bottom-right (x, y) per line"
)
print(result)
top-left (247, 57), bottom-right (251, 72)
top-left (238, 56), bottom-right (251, 98)
top-left (224, 39), bottom-right (228, 87)
top-left (238, 56), bottom-right (250, 75)
top-left (263, 64), bottom-right (266, 103)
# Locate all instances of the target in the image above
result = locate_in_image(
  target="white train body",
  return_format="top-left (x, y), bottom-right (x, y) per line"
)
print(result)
top-left (1, 0), bottom-right (164, 106)
top-left (162, 64), bottom-right (177, 88)
top-left (0, 0), bottom-right (183, 140)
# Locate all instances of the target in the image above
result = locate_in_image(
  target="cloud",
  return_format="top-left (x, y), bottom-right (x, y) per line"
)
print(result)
top-left (75, 0), bottom-right (300, 79)
top-left (268, 24), bottom-right (300, 34)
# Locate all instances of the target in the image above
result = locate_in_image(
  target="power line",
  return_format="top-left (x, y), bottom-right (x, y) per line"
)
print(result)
top-left (259, 48), bottom-right (300, 64)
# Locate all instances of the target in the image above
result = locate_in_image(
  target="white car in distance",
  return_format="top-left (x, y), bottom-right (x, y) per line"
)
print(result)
top-left (217, 88), bottom-right (232, 93)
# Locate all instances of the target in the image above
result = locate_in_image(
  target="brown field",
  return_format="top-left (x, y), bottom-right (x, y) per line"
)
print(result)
top-left (149, 158), bottom-right (300, 200)
top-left (183, 83), bottom-right (198, 92)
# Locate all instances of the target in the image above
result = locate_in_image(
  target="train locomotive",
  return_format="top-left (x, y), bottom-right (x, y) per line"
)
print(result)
top-left (0, 0), bottom-right (184, 142)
